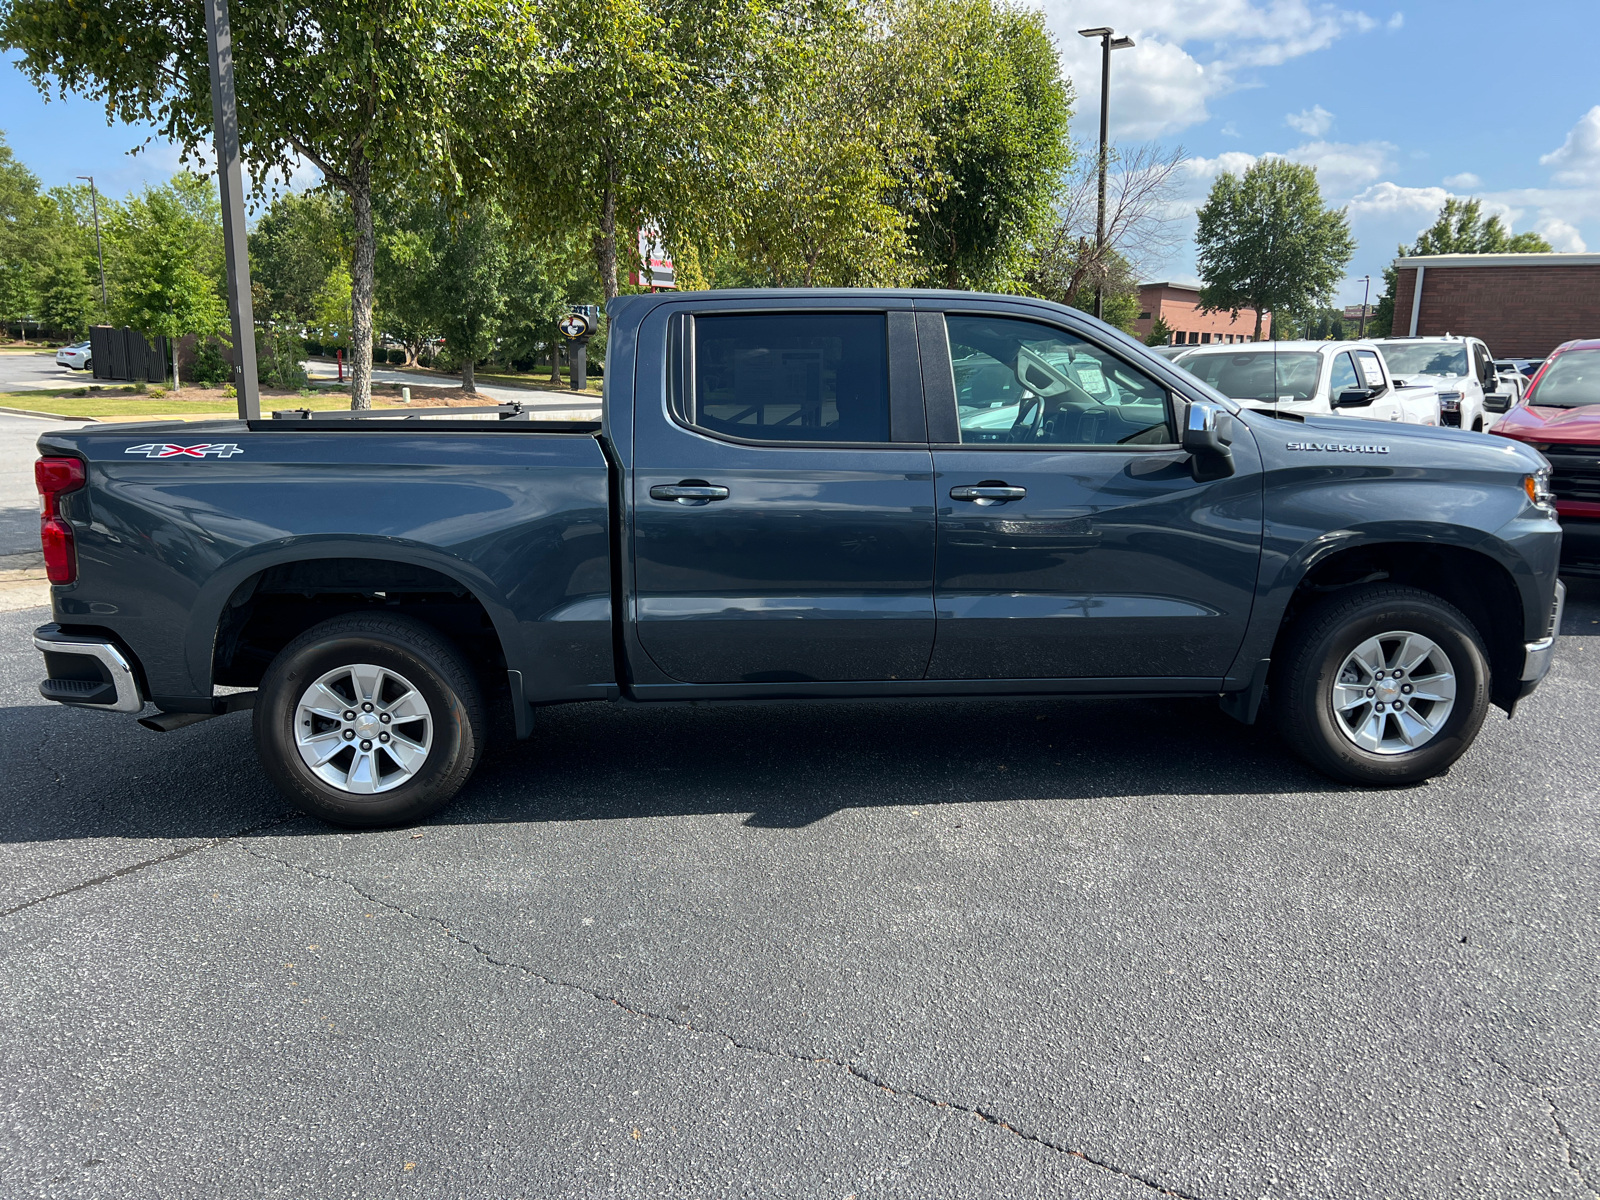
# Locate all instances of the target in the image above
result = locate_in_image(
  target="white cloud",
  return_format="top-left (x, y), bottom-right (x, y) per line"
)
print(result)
top-left (1539, 105), bottom-right (1600, 185)
top-left (1286, 140), bottom-right (1394, 194)
top-left (1535, 217), bottom-right (1588, 253)
top-left (1346, 181), bottom-right (1450, 218)
top-left (1220, 121), bottom-right (1241, 138)
top-left (1286, 105), bottom-right (1335, 137)
top-left (1443, 172), bottom-right (1481, 189)
top-left (1386, 11), bottom-right (1404, 29)
top-left (1045, 0), bottom-right (1386, 139)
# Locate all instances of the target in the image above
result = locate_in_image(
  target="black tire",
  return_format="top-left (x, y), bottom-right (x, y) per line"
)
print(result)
top-left (1274, 584), bottom-right (1490, 786)
top-left (253, 613), bottom-right (486, 827)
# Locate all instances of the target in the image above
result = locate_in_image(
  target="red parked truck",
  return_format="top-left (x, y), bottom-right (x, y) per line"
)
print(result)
top-left (1492, 337), bottom-right (1600, 574)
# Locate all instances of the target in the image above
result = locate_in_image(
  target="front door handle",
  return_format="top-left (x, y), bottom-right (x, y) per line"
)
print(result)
top-left (950, 483), bottom-right (1027, 506)
top-left (649, 482), bottom-right (730, 505)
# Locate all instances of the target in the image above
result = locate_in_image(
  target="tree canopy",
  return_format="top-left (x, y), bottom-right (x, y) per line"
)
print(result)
top-left (3, 0), bottom-right (542, 406)
top-left (1194, 158), bottom-right (1354, 341)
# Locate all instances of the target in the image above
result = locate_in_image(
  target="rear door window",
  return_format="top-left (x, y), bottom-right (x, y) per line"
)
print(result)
top-left (689, 313), bottom-right (890, 443)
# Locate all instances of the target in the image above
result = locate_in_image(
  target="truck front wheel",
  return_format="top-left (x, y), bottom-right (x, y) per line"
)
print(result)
top-left (1274, 584), bottom-right (1490, 785)
top-left (253, 613), bottom-right (486, 827)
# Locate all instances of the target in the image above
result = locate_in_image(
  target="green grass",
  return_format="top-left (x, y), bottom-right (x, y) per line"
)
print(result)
top-left (1, 388), bottom-right (401, 419)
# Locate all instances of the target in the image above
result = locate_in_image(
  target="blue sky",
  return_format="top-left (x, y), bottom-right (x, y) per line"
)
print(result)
top-left (5, 0), bottom-right (1598, 306)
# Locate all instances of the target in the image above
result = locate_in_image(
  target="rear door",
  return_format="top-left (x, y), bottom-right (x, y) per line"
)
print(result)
top-left (630, 303), bottom-right (936, 684)
top-left (920, 306), bottom-right (1263, 682)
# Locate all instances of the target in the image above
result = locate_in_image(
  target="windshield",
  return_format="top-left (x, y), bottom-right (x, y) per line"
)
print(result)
top-left (1378, 343), bottom-right (1468, 377)
top-left (1526, 349), bottom-right (1600, 408)
top-left (1176, 351), bottom-right (1323, 402)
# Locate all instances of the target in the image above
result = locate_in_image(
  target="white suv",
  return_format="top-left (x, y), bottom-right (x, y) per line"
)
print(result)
top-left (1369, 335), bottom-right (1502, 432)
top-left (1171, 340), bottom-right (1441, 425)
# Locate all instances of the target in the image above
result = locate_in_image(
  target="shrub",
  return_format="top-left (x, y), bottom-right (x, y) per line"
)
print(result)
top-left (417, 353), bottom-right (433, 369)
top-left (387, 348), bottom-right (406, 365)
top-left (148, 386), bottom-right (167, 400)
top-left (257, 322), bottom-right (308, 390)
top-left (191, 340), bottom-right (231, 387)
top-left (304, 339), bottom-right (323, 357)
top-left (222, 383), bottom-right (237, 399)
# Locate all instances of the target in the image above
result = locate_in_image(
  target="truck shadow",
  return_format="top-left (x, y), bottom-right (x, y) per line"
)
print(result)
top-left (0, 690), bottom-right (1344, 845)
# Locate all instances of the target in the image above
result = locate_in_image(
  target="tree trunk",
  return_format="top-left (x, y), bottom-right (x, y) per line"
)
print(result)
top-left (1252, 306), bottom-right (1263, 342)
top-left (172, 336), bottom-right (181, 390)
top-left (550, 342), bottom-right (562, 386)
top-left (349, 153), bottom-right (376, 409)
top-left (595, 153), bottom-right (619, 302)
top-left (462, 358), bottom-right (476, 394)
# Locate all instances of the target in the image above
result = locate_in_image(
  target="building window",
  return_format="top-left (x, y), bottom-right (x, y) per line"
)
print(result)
top-left (1138, 312), bottom-right (1152, 321)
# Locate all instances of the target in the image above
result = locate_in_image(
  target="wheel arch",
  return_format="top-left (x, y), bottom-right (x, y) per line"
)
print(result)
top-left (1266, 538), bottom-right (1528, 712)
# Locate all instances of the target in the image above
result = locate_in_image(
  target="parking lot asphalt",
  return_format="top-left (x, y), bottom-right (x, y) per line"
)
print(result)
top-left (3, 585), bottom-right (1599, 1199)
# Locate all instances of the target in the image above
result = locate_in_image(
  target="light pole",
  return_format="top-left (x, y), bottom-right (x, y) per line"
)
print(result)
top-left (75, 175), bottom-right (109, 318)
top-left (204, 0), bottom-right (262, 419)
top-left (1078, 26), bottom-right (1135, 322)
top-left (1356, 275), bottom-right (1372, 337)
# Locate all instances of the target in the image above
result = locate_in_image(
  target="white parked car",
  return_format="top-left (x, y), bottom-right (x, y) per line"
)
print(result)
top-left (55, 341), bottom-right (91, 371)
top-left (1369, 335), bottom-right (1505, 432)
top-left (1171, 340), bottom-right (1441, 426)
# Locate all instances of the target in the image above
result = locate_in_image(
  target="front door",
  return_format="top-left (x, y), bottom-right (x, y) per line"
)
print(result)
top-left (631, 308), bottom-right (936, 684)
top-left (923, 309), bottom-right (1263, 682)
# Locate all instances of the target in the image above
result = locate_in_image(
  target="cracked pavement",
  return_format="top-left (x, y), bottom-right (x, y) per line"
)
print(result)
top-left (2, 584), bottom-right (1598, 1199)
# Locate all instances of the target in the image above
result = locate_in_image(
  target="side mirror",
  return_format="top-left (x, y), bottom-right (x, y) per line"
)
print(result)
top-left (1484, 393), bottom-right (1512, 414)
top-left (1335, 389), bottom-right (1374, 408)
top-left (1182, 400), bottom-right (1235, 482)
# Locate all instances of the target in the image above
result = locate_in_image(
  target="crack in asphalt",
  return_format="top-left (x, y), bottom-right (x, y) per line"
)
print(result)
top-left (244, 844), bottom-right (1203, 1200)
top-left (0, 814), bottom-right (297, 920)
top-left (1483, 1053), bottom-right (1597, 1198)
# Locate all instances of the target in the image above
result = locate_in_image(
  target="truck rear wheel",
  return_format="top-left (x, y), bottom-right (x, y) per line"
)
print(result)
top-left (1274, 584), bottom-right (1490, 785)
top-left (254, 614), bottom-right (485, 827)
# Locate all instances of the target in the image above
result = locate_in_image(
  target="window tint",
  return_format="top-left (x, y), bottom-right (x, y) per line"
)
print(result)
top-left (1329, 352), bottom-right (1359, 397)
top-left (946, 314), bottom-right (1172, 446)
top-left (691, 313), bottom-right (889, 442)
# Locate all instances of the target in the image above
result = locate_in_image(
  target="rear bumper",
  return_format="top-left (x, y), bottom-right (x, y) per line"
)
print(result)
top-left (34, 625), bottom-right (145, 713)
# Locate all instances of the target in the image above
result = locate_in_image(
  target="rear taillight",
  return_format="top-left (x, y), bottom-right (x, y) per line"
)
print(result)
top-left (35, 457), bottom-right (86, 584)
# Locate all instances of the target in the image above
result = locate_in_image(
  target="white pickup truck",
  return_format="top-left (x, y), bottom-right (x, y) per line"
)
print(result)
top-left (1171, 340), bottom-right (1441, 425)
top-left (1369, 335), bottom-right (1510, 431)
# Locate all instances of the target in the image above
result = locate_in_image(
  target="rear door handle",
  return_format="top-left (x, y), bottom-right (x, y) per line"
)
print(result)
top-left (649, 482), bottom-right (730, 505)
top-left (950, 484), bottom-right (1026, 505)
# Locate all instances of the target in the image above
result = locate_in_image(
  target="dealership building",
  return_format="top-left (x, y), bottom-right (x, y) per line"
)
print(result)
top-left (1390, 252), bottom-right (1600, 358)
top-left (1133, 282), bottom-right (1270, 346)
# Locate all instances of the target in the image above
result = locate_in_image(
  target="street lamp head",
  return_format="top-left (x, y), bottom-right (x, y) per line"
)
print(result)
top-left (1111, 36), bottom-right (1135, 49)
top-left (1078, 26), bottom-right (1114, 37)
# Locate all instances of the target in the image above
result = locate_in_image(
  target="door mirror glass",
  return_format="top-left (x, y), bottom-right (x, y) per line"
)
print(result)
top-left (1336, 389), bottom-right (1375, 407)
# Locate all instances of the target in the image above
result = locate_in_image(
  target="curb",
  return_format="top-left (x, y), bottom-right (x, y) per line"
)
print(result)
top-left (0, 405), bottom-right (96, 421)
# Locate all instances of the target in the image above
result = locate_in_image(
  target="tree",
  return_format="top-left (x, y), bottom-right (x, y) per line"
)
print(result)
top-left (899, 0), bottom-right (1072, 290)
top-left (1194, 158), bottom-right (1354, 341)
top-left (309, 264), bottom-right (353, 354)
top-left (504, 0), bottom-right (816, 301)
top-left (1145, 315), bottom-right (1172, 347)
top-left (1367, 197), bottom-right (1552, 337)
top-left (2, 0), bottom-right (541, 407)
top-left (107, 177), bottom-right (229, 383)
top-left (37, 251), bottom-right (97, 336)
top-left (425, 200), bottom-right (511, 394)
top-left (249, 191), bottom-right (347, 328)
top-left (1023, 143), bottom-right (1185, 313)
top-left (731, 9), bottom-right (933, 287)
top-left (0, 134), bottom-right (49, 340)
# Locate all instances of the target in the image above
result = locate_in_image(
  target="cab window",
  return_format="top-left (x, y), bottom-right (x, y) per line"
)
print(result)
top-left (946, 314), bottom-right (1172, 446)
top-left (690, 313), bottom-right (890, 443)
top-left (1329, 352), bottom-right (1360, 397)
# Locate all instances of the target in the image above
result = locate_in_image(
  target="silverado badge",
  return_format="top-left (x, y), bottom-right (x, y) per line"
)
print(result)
top-left (124, 443), bottom-right (244, 458)
top-left (1285, 442), bottom-right (1389, 454)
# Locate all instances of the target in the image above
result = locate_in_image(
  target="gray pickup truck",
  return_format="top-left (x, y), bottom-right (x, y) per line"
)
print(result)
top-left (31, 290), bottom-right (1564, 826)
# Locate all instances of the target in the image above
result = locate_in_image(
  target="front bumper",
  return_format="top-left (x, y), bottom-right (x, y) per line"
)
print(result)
top-left (34, 625), bottom-right (145, 713)
top-left (1557, 517), bottom-right (1600, 576)
top-left (1519, 579), bottom-right (1565, 687)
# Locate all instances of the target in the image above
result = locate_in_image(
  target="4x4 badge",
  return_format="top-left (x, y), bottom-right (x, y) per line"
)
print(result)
top-left (124, 443), bottom-right (244, 459)
top-left (1285, 441), bottom-right (1389, 454)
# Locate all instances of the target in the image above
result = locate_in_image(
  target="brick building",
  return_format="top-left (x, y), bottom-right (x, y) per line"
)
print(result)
top-left (1133, 282), bottom-right (1270, 346)
top-left (1390, 253), bottom-right (1600, 358)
